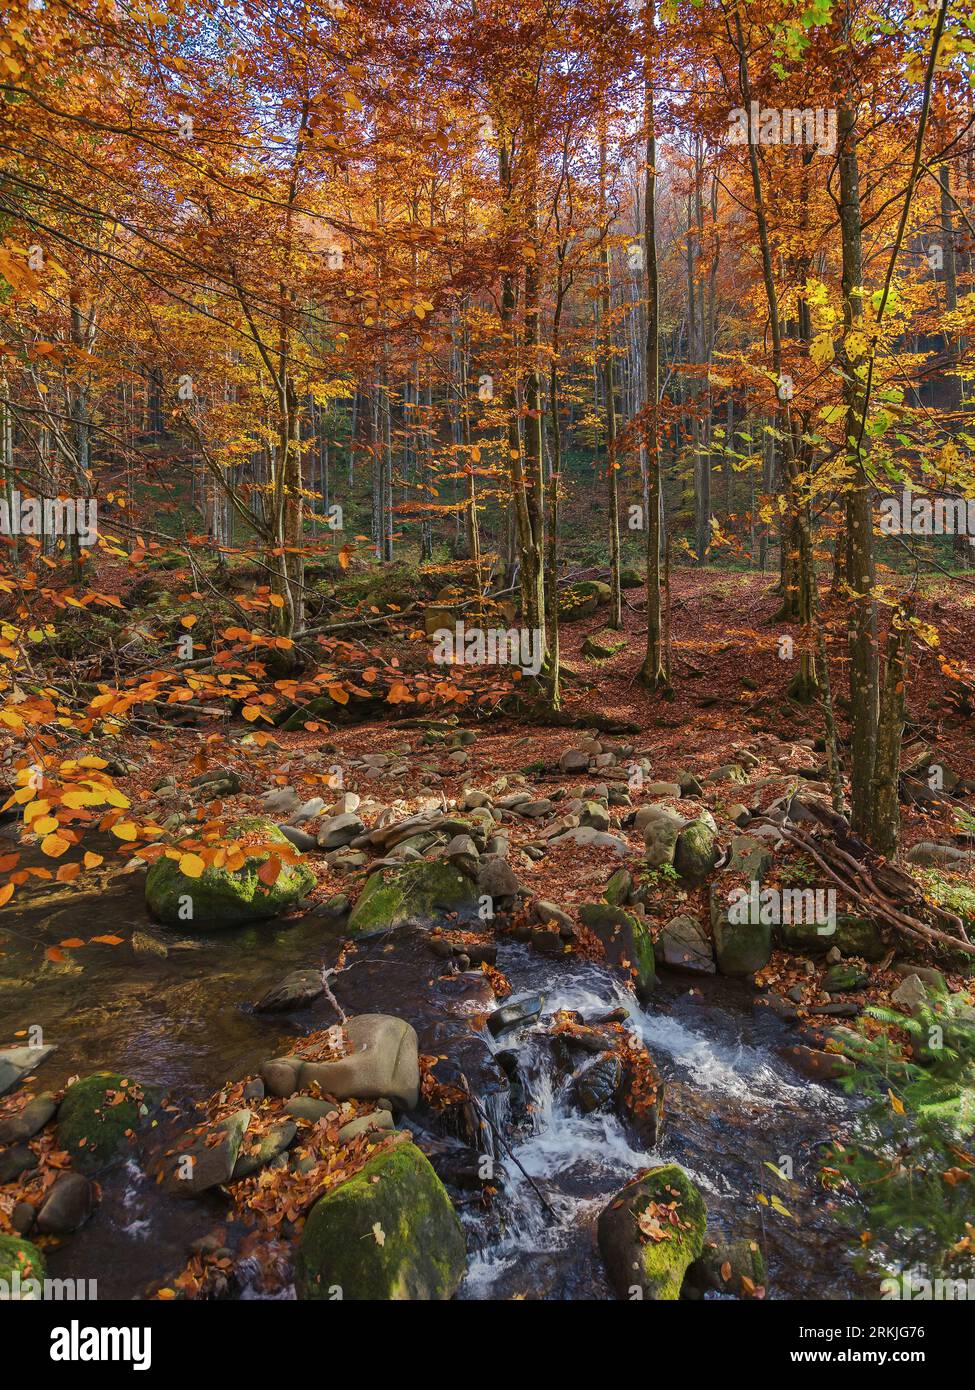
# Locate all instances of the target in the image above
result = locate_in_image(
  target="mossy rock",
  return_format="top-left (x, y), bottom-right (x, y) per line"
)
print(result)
top-left (347, 860), bottom-right (479, 935)
top-left (582, 634), bottom-right (628, 660)
top-left (619, 567), bottom-right (644, 589)
top-left (779, 912), bottom-right (885, 962)
top-left (602, 868), bottom-right (633, 907)
top-left (674, 818), bottom-right (719, 882)
top-left (56, 1072), bottom-right (156, 1175)
top-left (579, 902), bottom-right (656, 999)
top-left (598, 1163), bottom-right (707, 1300)
top-left (0, 1234), bottom-right (46, 1296)
top-left (145, 817), bottom-right (316, 928)
top-left (295, 1142), bottom-right (466, 1300)
top-left (710, 884), bottom-right (772, 977)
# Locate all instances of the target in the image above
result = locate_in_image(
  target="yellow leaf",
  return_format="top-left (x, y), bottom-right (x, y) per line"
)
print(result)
top-left (178, 852), bottom-right (206, 879)
top-left (111, 821), bottom-right (138, 842)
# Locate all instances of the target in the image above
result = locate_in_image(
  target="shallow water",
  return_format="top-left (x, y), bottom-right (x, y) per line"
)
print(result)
top-left (1, 867), bottom-right (865, 1300)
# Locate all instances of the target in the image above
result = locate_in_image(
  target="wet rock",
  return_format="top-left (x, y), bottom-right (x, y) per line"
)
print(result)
top-left (658, 915), bottom-right (715, 975)
top-left (146, 816), bottom-right (316, 928)
top-left (169, 1110), bottom-right (252, 1196)
top-left (0, 1092), bottom-right (58, 1145)
top-left (572, 1052), bottom-right (623, 1114)
top-left (598, 1164), bottom-right (707, 1300)
top-left (254, 967), bottom-right (324, 1013)
top-left (11, 1201), bottom-right (35, 1236)
top-left (232, 1120), bottom-right (297, 1179)
top-left (674, 818), bottom-right (719, 882)
top-left (347, 861), bottom-right (478, 935)
top-left (780, 1044), bottom-right (855, 1082)
top-left (57, 1072), bottom-right (155, 1175)
top-left (131, 929), bottom-right (169, 958)
top-left (687, 1238), bottom-right (766, 1297)
top-left (299, 1014), bottom-right (420, 1111)
top-left (295, 1142), bottom-right (466, 1300)
top-left (0, 1234), bottom-right (46, 1295)
top-left (313, 892), bottom-right (350, 921)
top-left (487, 995), bottom-right (544, 1038)
top-left (0, 1145), bottom-right (38, 1185)
top-left (710, 884), bottom-right (771, 977)
top-left (36, 1172), bottom-right (94, 1235)
top-left (579, 903), bottom-right (656, 999)
top-left (0, 1044), bottom-right (56, 1098)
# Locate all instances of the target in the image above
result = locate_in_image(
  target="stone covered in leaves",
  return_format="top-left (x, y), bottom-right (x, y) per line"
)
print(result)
top-left (56, 1071), bottom-right (155, 1175)
top-left (346, 860), bottom-right (478, 935)
top-left (598, 1163), bottom-right (707, 1300)
top-left (145, 816), bottom-right (316, 928)
top-left (295, 1141), bottom-right (467, 1300)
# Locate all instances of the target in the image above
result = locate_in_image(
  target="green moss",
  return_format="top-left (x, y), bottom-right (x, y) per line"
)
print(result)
top-left (56, 1072), bottom-right (155, 1174)
top-left (347, 861), bottom-right (478, 935)
top-left (674, 819), bottom-right (719, 882)
top-left (145, 816), bottom-right (316, 928)
top-left (295, 1143), bottom-right (466, 1300)
top-left (598, 1163), bottom-right (707, 1300)
top-left (0, 1234), bottom-right (46, 1294)
top-left (579, 903), bottom-right (656, 999)
top-left (780, 912), bottom-right (885, 962)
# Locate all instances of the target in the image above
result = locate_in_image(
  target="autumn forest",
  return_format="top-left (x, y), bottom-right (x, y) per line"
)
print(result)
top-left (1, 0), bottom-right (975, 1326)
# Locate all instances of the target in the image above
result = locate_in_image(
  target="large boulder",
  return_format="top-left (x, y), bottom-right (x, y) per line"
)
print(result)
top-left (779, 912), bottom-right (885, 962)
top-left (598, 1163), bottom-right (707, 1300)
top-left (347, 861), bottom-right (478, 935)
top-left (710, 884), bottom-right (772, 977)
top-left (299, 1014), bottom-right (420, 1111)
top-left (674, 818), bottom-right (719, 882)
top-left (0, 1234), bottom-right (46, 1298)
top-left (145, 817), bottom-right (315, 928)
top-left (168, 1110), bottom-right (252, 1195)
top-left (658, 914), bottom-right (715, 975)
top-left (295, 1142), bottom-right (467, 1300)
top-left (56, 1072), bottom-right (155, 1175)
top-left (578, 903), bottom-right (656, 999)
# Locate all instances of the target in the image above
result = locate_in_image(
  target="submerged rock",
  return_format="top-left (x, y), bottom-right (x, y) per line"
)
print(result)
top-left (0, 1044), bottom-right (56, 1099)
top-left (598, 1163), bottom-right (707, 1300)
top-left (572, 1052), bottom-right (623, 1114)
top-left (486, 994), bottom-right (544, 1039)
top-left (253, 968), bottom-right (324, 1013)
top-left (347, 861), bottom-right (478, 935)
top-left (295, 1142), bottom-right (467, 1300)
top-left (57, 1072), bottom-right (155, 1174)
top-left (145, 817), bottom-right (316, 928)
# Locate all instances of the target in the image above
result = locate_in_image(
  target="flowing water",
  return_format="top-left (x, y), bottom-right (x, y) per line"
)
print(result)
top-left (0, 858), bottom-right (865, 1300)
